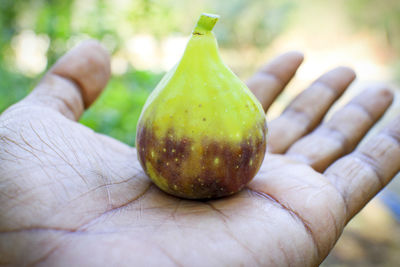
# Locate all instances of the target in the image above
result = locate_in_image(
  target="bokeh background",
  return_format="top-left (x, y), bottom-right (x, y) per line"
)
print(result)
top-left (1, 0), bottom-right (400, 265)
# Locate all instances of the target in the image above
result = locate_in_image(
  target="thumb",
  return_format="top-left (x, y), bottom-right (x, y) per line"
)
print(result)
top-left (24, 39), bottom-right (110, 120)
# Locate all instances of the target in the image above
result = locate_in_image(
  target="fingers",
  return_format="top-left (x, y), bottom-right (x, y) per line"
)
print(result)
top-left (324, 115), bottom-right (400, 222)
top-left (246, 51), bottom-right (304, 112)
top-left (24, 40), bottom-right (110, 120)
top-left (285, 87), bottom-right (393, 172)
top-left (268, 67), bottom-right (356, 154)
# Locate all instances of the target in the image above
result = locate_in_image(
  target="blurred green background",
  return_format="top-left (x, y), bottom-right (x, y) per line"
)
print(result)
top-left (1, 0), bottom-right (400, 266)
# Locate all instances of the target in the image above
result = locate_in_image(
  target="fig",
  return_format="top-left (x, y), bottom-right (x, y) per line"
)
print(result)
top-left (136, 13), bottom-right (267, 199)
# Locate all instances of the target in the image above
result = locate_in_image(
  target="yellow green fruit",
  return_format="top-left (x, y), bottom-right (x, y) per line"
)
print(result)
top-left (136, 13), bottom-right (267, 199)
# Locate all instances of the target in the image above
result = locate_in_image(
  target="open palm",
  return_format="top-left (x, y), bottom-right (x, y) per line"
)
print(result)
top-left (1, 41), bottom-right (399, 267)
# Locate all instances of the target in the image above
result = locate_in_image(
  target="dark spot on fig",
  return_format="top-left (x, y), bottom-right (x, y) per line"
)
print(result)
top-left (136, 121), bottom-right (267, 199)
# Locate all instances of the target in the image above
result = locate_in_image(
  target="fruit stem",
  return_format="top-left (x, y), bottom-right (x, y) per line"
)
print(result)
top-left (193, 13), bottom-right (219, 35)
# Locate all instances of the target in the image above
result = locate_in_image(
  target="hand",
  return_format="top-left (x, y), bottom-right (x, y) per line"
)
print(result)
top-left (0, 40), bottom-right (399, 267)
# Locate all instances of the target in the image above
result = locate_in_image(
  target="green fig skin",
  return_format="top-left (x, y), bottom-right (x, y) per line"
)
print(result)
top-left (136, 14), bottom-right (267, 199)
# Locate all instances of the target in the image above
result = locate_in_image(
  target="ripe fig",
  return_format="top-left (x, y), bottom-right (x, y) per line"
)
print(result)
top-left (136, 13), bottom-right (267, 199)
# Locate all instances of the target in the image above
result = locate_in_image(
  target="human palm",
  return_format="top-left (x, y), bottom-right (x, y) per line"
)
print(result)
top-left (1, 41), bottom-right (399, 267)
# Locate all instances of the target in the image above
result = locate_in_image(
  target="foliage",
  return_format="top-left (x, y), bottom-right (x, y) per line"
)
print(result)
top-left (1, 0), bottom-right (400, 146)
top-left (0, 64), bottom-right (35, 114)
top-left (0, 0), bottom-right (297, 145)
top-left (345, 0), bottom-right (400, 51)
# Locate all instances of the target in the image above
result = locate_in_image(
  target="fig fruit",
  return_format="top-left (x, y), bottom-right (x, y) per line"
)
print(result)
top-left (136, 13), bottom-right (267, 199)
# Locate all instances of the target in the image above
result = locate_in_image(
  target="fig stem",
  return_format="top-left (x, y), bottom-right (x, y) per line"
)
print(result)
top-left (193, 13), bottom-right (219, 35)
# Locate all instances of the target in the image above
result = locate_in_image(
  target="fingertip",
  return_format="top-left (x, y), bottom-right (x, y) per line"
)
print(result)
top-left (315, 66), bottom-right (356, 92)
top-left (50, 39), bottom-right (111, 108)
top-left (284, 50), bottom-right (305, 64)
top-left (352, 86), bottom-right (394, 117)
top-left (334, 66), bottom-right (356, 75)
top-left (281, 51), bottom-right (305, 72)
top-left (259, 50), bottom-right (304, 86)
top-left (376, 85), bottom-right (393, 98)
top-left (262, 50), bottom-right (304, 71)
top-left (335, 66), bottom-right (356, 79)
top-left (334, 66), bottom-right (356, 78)
top-left (374, 86), bottom-right (394, 103)
top-left (357, 85), bottom-right (394, 101)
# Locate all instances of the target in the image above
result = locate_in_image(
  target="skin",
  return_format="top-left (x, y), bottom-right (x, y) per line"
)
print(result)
top-left (0, 40), bottom-right (399, 267)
